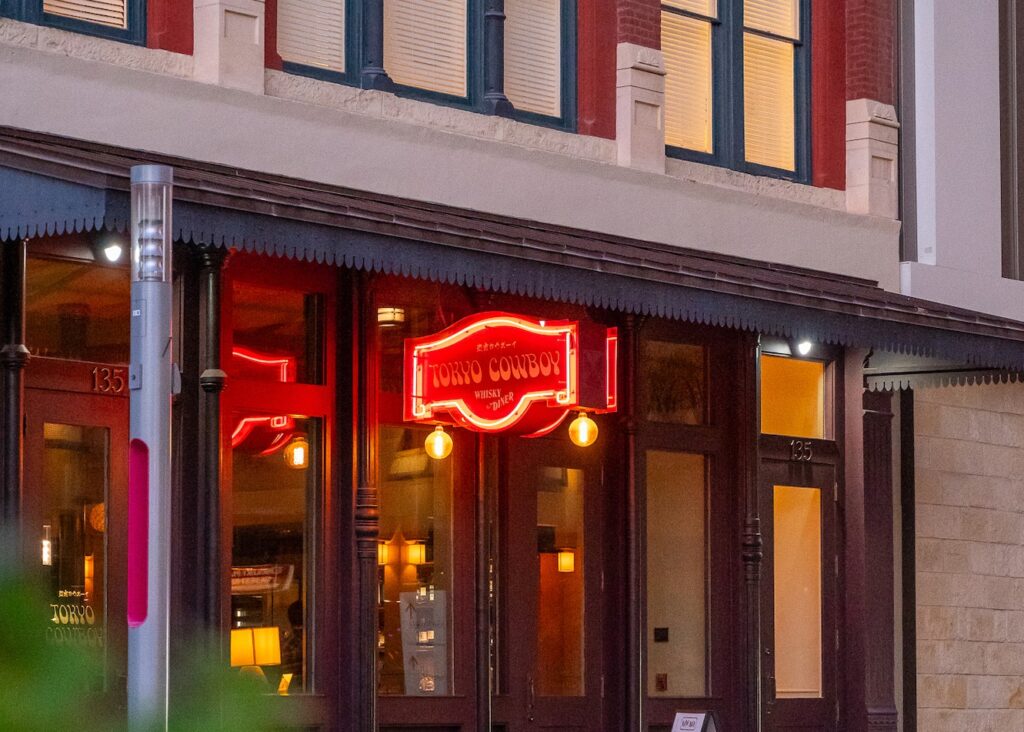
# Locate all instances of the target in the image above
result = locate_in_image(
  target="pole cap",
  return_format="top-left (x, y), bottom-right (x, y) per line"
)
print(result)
top-left (130, 164), bottom-right (173, 185)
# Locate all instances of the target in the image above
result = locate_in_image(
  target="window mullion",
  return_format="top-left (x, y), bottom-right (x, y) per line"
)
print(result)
top-left (482, 0), bottom-right (515, 115)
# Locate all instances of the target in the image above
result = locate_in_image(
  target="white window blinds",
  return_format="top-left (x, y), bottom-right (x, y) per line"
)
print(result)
top-left (278, 0), bottom-right (346, 73)
top-left (662, 9), bottom-right (714, 153)
top-left (504, 0), bottom-right (562, 118)
top-left (43, 0), bottom-right (126, 28)
top-left (384, 0), bottom-right (468, 97)
top-left (743, 0), bottom-right (798, 170)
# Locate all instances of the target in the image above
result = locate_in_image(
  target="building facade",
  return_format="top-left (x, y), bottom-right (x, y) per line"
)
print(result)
top-left (1, 1), bottom-right (1023, 730)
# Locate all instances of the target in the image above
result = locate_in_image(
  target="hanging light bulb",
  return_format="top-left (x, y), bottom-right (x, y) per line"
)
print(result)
top-left (283, 437), bottom-right (309, 469)
top-left (568, 411), bottom-right (598, 447)
top-left (424, 426), bottom-right (453, 460)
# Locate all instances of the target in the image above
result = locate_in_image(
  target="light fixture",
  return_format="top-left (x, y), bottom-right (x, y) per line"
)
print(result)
top-left (41, 525), bottom-right (52, 566)
top-left (130, 165), bottom-right (173, 283)
top-left (557, 549), bottom-right (575, 573)
top-left (377, 542), bottom-right (390, 566)
top-left (90, 232), bottom-right (127, 265)
top-left (283, 437), bottom-right (309, 469)
top-left (424, 426), bottom-right (453, 460)
top-left (404, 542), bottom-right (427, 565)
top-left (796, 340), bottom-right (813, 356)
top-left (377, 307), bottom-right (406, 327)
top-left (230, 626), bottom-right (282, 683)
top-left (568, 412), bottom-right (598, 447)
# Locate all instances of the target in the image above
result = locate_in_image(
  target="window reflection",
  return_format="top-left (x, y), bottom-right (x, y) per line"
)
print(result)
top-left (232, 282), bottom-right (323, 384)
top-left (641, 341), bottom-right (707, 425)
top-left (377, 425), bottom-right (454, 696)
top-left (41, 424), bottom-right (108, 673)
top-left (536, 466), bottom-right (585, 697)
top-left (230, 415), bottom-right (318, 694)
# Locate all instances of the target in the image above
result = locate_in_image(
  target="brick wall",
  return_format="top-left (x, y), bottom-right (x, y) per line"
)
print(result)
top-left (915, 383), bottom-right (1024, 730)
top-left (618, 0), bottom-right (660, 48)
top-left (846, 0), bottom-right (896, 103)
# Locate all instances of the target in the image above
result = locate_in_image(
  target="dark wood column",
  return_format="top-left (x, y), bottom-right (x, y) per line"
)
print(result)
top-left (483, 0), bottom-right (514, 116)
top-left (360, 0), bottom-right (394, 90)
top-left (843, 350), bottom-right (898, 732)
top-left (862, 389), bottom-right (898, 730)
top-left (354, 273), bottom-right (380, 731)
top-left (742, 333), bottom-right (763, 732)
top-left (623, 315), bottom-right (641, 731)
top-left (1, 239), bottom-right (29, 531)
top-left (197, 246), bottom-right (228, 644)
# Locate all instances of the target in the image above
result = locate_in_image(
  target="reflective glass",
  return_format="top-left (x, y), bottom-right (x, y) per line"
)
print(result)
top-left (642, 341), bottom-right (707, 424)
top-left (232, 282), bottom-right (323, 384)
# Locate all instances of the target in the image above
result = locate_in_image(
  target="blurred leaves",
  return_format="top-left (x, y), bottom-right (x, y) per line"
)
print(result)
top-left (0, 562), bottom-right (277, 731)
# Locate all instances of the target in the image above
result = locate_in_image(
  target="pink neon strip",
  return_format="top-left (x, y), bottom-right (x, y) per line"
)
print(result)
top-left (127, 439), bottom-right (149, 627)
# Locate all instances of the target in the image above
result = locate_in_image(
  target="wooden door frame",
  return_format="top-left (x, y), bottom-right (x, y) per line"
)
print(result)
top-left (23, 379), bottom-right (130, 696)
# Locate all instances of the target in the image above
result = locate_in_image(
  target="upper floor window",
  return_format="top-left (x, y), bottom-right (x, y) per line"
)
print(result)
top-left (2, 0), bottom-right (145, 44)
top-left (662, 0), bottom-right (809, 180)
top-left (277, 0), bottom-right (576, 127)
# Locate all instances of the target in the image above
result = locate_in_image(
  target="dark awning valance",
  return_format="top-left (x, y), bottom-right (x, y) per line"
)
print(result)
top-left (3, 125), bottom-right (1024, 375)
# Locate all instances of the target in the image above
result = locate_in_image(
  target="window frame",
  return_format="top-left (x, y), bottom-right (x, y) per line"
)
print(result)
top-left (662, 0), bottom-right (811, 183)
top-left (3, 0), bottom-right (146, 45)
top-left (278, 0), bottom-right (578, 131)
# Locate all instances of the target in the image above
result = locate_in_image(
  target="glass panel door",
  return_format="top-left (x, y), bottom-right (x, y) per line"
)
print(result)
top-left (23, 389), bottom-right (129, 696)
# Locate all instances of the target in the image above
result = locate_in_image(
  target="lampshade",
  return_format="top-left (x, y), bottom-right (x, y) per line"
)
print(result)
top-left (404, 542), bottom-right (427, 565)
top-left (231, 627), bottom-right (282, 667)
top-left (557, 549), bottom-right (575, 573)
top-left (378, 542), bottom-right (390, 566)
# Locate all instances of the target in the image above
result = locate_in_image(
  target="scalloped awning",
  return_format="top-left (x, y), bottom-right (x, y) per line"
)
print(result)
top-left (3, 126), bottom-right (1024, 377)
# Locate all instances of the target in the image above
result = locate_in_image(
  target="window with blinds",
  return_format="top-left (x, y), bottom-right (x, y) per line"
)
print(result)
top-left (504, 0), bottom-right (562, 118)
top-left (43, 0), bottom-right (127, 28)
top-left (384, 0), bottom-right (468, 98)
top-left (278, 0), bottom-right (345, 73)
top-left (661, 0), bottom-right (805, 178)
top-left (742, 0), bottom-right (799, 170)
top-left (662, 3), bottom-right (715, 153)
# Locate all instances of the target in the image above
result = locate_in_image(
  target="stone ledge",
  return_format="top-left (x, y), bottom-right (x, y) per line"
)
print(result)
top-left (0, 18), bottom-right (192, 79)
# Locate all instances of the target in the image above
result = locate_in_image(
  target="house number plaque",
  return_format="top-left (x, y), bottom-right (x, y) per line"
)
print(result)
top-left (789, 439), bottom-right (813, 462)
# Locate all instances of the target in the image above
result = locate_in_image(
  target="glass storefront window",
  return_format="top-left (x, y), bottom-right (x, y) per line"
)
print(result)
top-left (232, 282), bottom-right (324, 384)
top-left (26, 257), bottom-right (130, 363)
top-left (230, 415), bottom-right (319, 694)
top-left (641, 341), bottom-right (707, 425)
top-left (377, 424), bottom-right (454, 696)
top-left (646, 451), bottom-right (707, 698)
top-left (41, 423), bottom-right (108, 669)
top-left (536, 465), bottom-right (586, 697)
top-left (760, 355), bottom-right (825, 438)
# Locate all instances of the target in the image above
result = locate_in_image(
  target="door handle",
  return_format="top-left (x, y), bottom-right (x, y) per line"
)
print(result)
top-left (527, 674), bottom-right (535, 722)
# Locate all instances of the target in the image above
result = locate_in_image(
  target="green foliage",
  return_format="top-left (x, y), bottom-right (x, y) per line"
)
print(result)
top-left (0, 564), bottom-right (276, 731)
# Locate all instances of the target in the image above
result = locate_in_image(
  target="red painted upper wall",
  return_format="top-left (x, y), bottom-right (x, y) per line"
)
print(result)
top-left (147, 0), bottom-right (192, 54)
top-left (813, 0), bottom-right (847, 190)
top-left (578, 0), bottom-right (617, 139)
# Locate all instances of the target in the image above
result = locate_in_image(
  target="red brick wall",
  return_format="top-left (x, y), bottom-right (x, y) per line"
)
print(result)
top-left (147, 0), bottom-right (192, 54)
top-left (617, 0), bottom-right (661, 47)
top-left (813, 0), bottom-right (847, 189)
top-left (578, 0), bottom-right (617, 138)
top-left (845, 0), bottom-right (896, 104)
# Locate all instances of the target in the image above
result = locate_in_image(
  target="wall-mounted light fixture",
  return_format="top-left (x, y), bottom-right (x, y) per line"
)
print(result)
top-left (568, 412), bottom-right (598, 447)
top-left (41, 525), bottom-right (52, 566)
top-left (796, 340), bottom-right (813, 356)
top-left (377, 307), bottom-right (406, 327)
top-left (283, 437), bottom-right (309, 469)
top-left (404, 542), bottom-right (427, 565)
top-left (424, 426), bottom-right (453, 460)
top-left (557, 549), bottom-right (575, 573)
top-left (377, 542), bottom-right (390, 566)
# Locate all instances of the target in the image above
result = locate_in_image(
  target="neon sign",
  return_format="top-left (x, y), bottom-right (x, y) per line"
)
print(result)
top-left (404, 312), bottom-right (617, 436)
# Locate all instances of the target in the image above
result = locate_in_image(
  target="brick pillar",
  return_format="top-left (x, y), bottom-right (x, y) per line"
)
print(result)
top-left (616, 0), bottom-right (665, 173)
top-left (193, 0), bottom-right (266, 94)
top-left (845, 0), bottom-right (898, 217)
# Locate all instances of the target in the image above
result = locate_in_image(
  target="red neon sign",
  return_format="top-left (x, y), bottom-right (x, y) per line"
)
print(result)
top-left (404, 312), bottom-right (617, 436)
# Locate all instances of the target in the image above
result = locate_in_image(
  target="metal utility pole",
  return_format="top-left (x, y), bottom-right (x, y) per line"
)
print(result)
top-left (126, 164), bottom-right (174, 730)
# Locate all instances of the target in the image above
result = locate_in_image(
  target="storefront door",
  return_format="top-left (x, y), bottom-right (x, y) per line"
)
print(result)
top-left (23, 383), bottom-right (129, 694)
top-left (494, 437), bottom-right (605, 731)
top-left (759, 453), bottom-right (839, 732)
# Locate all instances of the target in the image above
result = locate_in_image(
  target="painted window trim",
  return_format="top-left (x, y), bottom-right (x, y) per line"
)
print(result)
top-left (280, 0), bottom-right (578, 132)
top-left (3, 0), bottom-right (146, 45)
top-left (663, 0), bottom-right (811, 184)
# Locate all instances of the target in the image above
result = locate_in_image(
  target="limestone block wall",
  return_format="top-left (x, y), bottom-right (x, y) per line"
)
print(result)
top-left (915, 383), bottom-right (1024, 730)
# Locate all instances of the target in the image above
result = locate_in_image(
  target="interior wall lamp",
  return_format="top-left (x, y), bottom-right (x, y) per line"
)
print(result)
top-left (404, 542), bottom-right (427, 566)
top-left (377, 307), bottom-right (406, 327)
top-left (377, 541), bottom-right (391, 566)
top-left (41, 525), bottom-right (52, 566)
top-left (283, 437), bottom-right (309, 469)
top-left (557, 548), bottom-right (575, 573)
